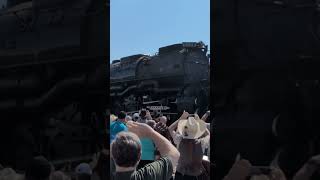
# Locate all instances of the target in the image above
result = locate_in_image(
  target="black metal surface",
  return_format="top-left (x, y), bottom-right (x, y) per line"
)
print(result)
top-left (0, 0), bottom-right (108, 170)
top-left (110, 42), bottom-right (210, 118)
top-left (213, 0), bottom-right (320, 179)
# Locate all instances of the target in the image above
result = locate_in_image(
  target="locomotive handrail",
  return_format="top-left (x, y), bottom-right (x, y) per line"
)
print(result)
top-left (0, 54), bottom-right (107, 69)
top-left (0, 6), bottom-right (88, 16)
top-left (0, 3), bottom-right (92, 33)
top-left (111, 74), bottom-right (185, 84)
top-left (0, 2), bottom-right (33, 16)
top-left (255, 0), bottom-right (317, 9)
top-left (0, 68), bottom-right (106, 110)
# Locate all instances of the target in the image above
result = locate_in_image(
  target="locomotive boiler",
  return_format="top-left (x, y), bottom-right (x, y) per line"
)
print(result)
top-left (0, 0), bottom-right (108, 170)
top-left (110, 42), bottom-right (210, 118)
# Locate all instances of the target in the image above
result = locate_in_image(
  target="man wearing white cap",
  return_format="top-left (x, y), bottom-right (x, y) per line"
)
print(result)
top-left (168, 111), bottom-right (210, 180)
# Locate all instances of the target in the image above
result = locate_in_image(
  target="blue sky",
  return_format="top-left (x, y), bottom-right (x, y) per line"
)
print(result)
top-left (110, 0), bottom-right (210, 61)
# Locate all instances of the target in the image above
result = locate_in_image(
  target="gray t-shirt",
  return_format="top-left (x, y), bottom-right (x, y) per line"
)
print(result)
top-left (112, 157), bottom-right (173, 180)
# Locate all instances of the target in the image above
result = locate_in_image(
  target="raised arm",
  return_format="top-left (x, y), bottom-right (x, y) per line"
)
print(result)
top-left (293, 154), bottom-right (320, 180)
top-left (223, 159), bottom-right (252, 180)
top-left (201, 110), bottom-right (210, 122)
top-left (146, 110), bottom-right (152, 120)
top-left (127, 121), bottom-right (180, 170)
top-left (168, 120), bottom-right (179, 138)
top-left (199, 128), bottom-right (210, 151)
top-left (168, 111), bottom-right (189, 137)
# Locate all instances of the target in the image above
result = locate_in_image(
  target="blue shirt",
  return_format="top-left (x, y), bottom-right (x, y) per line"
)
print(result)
top-left (110, 120), bottom-right (128, 142)
top-left (140, 138), bottom-right (155, 160)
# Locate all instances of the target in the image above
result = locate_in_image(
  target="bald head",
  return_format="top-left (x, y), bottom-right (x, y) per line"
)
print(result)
top-left (159, 116), bottom-right (167, 124)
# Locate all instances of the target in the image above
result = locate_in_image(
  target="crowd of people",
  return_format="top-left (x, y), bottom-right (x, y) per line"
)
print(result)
top-left (221, 154), bottom-right (320, 180)
top-left (1, 107), bottom-right (319, 180)
top-left (0, 147), bottom-right (109, 180)
top-left (110, 109), bottom-right (211, 180)
top-left (0, 107), bottom-right (211, 180)
top-left (110, 109), bottom-right (320, 180)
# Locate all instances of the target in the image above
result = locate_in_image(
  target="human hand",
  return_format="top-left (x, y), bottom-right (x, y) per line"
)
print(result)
top-left (126, 121), bottom-right (155, 138)
top-left (268, 167), bottom-right (287, 180)
top-left (179, 110), bottom-right (189, 120)
top-left (194, 113), bottom-right (200, 120)
top-left (201, 111), bottom-right (210, 121)
top-left (154, 122), bottom-right (167, 133)
top-left (146, 110), bottom-right (152, 120)
top-left (223, 159), bottom-right (252, 180)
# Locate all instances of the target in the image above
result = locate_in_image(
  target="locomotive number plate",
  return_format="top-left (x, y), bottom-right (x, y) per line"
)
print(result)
top-left (147, 106), bottom-right (170, 111)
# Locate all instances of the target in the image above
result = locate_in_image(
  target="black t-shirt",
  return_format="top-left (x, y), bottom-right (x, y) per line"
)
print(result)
top-left (112, 157), bottom-right (173, 180)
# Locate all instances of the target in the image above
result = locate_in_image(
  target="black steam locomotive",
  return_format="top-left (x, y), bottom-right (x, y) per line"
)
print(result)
top-left (0, 0), bottom-right (108, 170)
top-left (110, 42), bottom-right (210, 118)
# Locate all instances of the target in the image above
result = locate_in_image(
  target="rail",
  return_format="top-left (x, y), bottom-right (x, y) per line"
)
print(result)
top-left (0, 4), bottom-right (87, 16)
top-left (0, 54), bottom-right (107, 69)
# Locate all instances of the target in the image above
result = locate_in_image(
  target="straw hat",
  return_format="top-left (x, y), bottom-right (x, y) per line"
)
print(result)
top-left (177, 115), bottom-right (207, 139)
